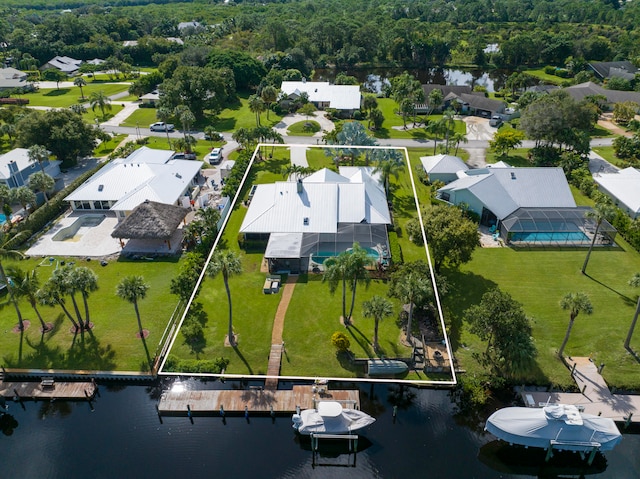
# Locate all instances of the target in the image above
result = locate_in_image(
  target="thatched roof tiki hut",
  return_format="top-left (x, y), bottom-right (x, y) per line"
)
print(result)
top-left (111, 200), bottom-right (189, 252)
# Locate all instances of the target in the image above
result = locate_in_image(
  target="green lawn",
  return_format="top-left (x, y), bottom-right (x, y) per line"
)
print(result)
top-left (0, 256), bottom-right (180, 372)
top-left (94, 134), bottom-right (126, 157)
top-left (593, 146), bottom-right (628, 168)
top-left (287, 120), bottom-right (321, 136)
top-left (214, 93), bottom-right (284, 132)
top-left (523, 68), bottom-right (566, 85)
top-left (120, 107), bottom-right (160, 127)
top-left (24, 83), bottom-right (130, 108)
top-left (82, 104), bottom-right (124, 125)
top-left (485, 148), bottom-right (532, 167)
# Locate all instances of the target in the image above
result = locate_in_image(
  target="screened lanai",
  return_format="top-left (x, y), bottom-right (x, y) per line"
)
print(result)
top-left (499, 207), bottom-right (616, 246)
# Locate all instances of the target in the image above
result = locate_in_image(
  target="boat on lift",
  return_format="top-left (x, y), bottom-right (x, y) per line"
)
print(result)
top-left (292, 401), bottom-right (375, 435)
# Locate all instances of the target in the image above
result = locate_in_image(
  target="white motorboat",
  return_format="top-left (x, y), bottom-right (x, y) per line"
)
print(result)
top-left (485, 404), bottom-right (622, 453)
top-left (292, 401), bottom-right (375, 435)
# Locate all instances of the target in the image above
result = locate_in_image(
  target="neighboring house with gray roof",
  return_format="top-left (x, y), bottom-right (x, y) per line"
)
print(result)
top-left (420, 154), bottom-right (468, 184)
top-left (564, 82), bottom-right (640, 109)
top-left (40, 56), bottom-right (82, 74)
top-left (418, 84), bottom-right (506, 117)
top-left (0, 67), bottom-right (28, 91)
top-left (594, 167), bottom-right (640, 219)
top-left (589, 61), bottom-right (639, 82)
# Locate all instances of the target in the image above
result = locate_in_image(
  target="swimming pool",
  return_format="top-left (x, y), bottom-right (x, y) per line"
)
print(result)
top-left (510, 231), bottom-right (590, 242)
top-left (311, 247), bottom-right (381, 265)
top-left (52, 214), bottom-right (106, 242)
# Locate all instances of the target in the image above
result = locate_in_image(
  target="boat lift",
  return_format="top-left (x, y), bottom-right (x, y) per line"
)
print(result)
top-left (310, 433), bottom-right (359, 468)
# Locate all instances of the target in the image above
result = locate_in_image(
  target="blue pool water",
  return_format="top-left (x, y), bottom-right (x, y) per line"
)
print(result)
top-left (511, 231), bottom-right (589, 242)
top-left (0, 214), bottom-right (6, 224)
top-left (311, 247), bottom-right (380, 265)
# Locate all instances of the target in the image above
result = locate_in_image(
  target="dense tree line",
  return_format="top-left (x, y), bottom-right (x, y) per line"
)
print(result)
top-left (2, 0), bottom-right (640, 77)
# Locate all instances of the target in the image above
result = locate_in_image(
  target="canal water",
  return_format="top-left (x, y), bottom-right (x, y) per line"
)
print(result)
top-left (1, 380), bottom-right (639, 478)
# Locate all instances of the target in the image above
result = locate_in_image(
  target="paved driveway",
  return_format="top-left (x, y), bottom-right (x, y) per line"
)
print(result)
top-left (463, 117), bottom-right (495, 141)
top-left (273, 112), bottom-right (335, 137)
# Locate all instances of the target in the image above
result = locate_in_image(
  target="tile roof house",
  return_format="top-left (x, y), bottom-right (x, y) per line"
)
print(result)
top-left (40, 56), bottom-right (82, 74)
top-left (65, 147), bottom-right (201, 220)
top-left (418, 84), bottom-right (506, 116)
top-left (0, 148), bottom-right (61, 188)
top-left (280, 81), bottom-right (361, 112)
top-left (594, 167), bottom-right (640, 219)
top-left (240, 167), bottom-right (391, 273)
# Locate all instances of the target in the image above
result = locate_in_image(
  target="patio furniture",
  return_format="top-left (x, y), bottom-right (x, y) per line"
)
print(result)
top-left (263, 274), bottom-right (282, 294)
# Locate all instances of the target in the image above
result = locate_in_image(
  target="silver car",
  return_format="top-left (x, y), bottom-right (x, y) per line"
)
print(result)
top-left (150, 121), bottom-right (174, 132)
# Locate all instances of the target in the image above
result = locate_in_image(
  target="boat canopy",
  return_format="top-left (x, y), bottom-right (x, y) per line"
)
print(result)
top-left (485, 405), bottom-right (622, 452)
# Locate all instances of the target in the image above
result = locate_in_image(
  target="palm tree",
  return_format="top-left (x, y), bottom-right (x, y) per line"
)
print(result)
top-left (362, 295), bottom-right (394, 351)
top-left (373, 152), bottom-right (404, 196)
top-left (248, 94), bottom-right (266, 127)
top-left (324, 251), bottom-right (354, 324)
top-left (1, 123), bottom-right (16, 146)
top-left (74, 76), bottom-right (87, 99)
top-left (425, 120), bottom-right (446, 155)
top-left (156, 107), bottom-right (174, 147)
top-left (581, 193), bottom-right (616, 274)
top-left (116, 276), bottom-right (150, 336)
top-left (451, 131), bottom-right (468, 155)
top-left (8, 267), bottom-right (51, 332)
top-left (260, 86), bottom-right (278, 121)
top-left (362, 94), bottom-right (378, 117)
top-left (175, 105), bottom-right (195, 141)
top-left (13, 187), bottom-right (35, 219)
top-left (624, 273), bottom-right (640, 350)
top-left (204, 126), bottom-right (220, 148)
top-left (558, 292), bottom-right (593, 358)
top-left (72, 267), bottom-right (99, 329)
top-left (389, 269), bottom-right (432, 345)
top-left (27, 144), bottom-right (48, 173)
top-left (207, 250), bottom-right (243, 346)
top-left (442, 109), bottom-right (456, 152)
top-left (28, 171), bottom-right (55, 205)
top-left (0, 230), bottom-right (30, 331)
top-left (427, 88), bottom-right (444, 116)
top-left (89, 91), bottom-right (112, 119)
top-left (48, 265), bottom-right (85, 331)
top-left (346, 243), bottom-right (373, 322)
top-left (37, 278), bottom-right (80, 332)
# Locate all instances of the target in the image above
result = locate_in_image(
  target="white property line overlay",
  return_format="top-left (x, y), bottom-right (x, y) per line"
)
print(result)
top-left (159, 143), bottom-right (457, 386)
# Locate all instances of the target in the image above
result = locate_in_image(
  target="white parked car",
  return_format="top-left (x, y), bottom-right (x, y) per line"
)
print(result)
top-left (489, 116), bottom-right (503, 127)
top-left (208, 148), bottom-right (223, 164)
top-left (150, 122), bottom-right (174, 132)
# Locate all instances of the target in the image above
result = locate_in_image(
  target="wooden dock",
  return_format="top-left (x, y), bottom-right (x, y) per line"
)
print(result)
top-left (157, 385), bottom-right (360, 416)
top-left (0, 379), bottom-right (97, 400)
top-left (520, 357), bottom-right (640, 423)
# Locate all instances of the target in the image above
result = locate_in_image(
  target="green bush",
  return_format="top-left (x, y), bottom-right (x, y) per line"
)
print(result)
top-left (331, 331), bottom-right (351, 352)
top-left (164, 355), bottom-right (229, 374)
top-left (388, 229), bottom-right (403, 265)
top-left (544, 65), bottom-right (556, 75)
top-left (406, 218), bottom-right (424, 246)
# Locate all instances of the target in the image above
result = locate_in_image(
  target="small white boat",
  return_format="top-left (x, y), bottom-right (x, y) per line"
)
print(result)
top-left (485, 404), bottom-right (622, 453)
top-left (292, 401), bottom-right (375, 435)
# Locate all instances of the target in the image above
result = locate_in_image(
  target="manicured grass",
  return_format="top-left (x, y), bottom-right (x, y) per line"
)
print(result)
top-left (448, 242), bottom-right (640, 389)
top-left (94, 134), bottom-right (126, 157)
top-left (287, 120), bottom-right (321, 136)
top-left (593, 146), bottom-right (627, 168)
top-left (214, 93), bottom-right (284, 132)
top-left (120, 107), bottom-right (160, 127)
top-left (24, 83), bottom-right (130, 107)
top-left (140, 136), bottom-right (221, 161)
top-left (0, 256), bottom-right (180, 372)
top-left (523, 68), bottom-right (565, 85)
top-left (82, 104), bottom-right (124, 124)
top-left (485, 148), bottom-right (532, 167)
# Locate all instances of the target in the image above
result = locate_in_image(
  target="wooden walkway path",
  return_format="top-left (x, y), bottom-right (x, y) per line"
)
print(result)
top-left (265, 276), bottom-right (297, 390)
top-left (157, 385), bottom-right (359, 415)
top-left (520, 357), bottom-right (640, 423)
top-left (0, 380), bottom-right (97, 400)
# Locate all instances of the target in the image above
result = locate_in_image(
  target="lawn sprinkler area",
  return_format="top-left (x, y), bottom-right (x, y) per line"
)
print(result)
top-left (161, 144), bottom-right (456, 386)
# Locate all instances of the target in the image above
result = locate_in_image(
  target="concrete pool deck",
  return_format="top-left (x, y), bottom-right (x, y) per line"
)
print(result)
top-left (27, 211), bottom-right (122, 258)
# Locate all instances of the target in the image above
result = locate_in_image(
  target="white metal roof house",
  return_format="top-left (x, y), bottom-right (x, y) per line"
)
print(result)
top-left (240, 167), bottom-right (391, 273)
top-left (65, 147), bottom-right (201, 220)
top-left (436, 165), bottom-right (607, 245)
top-left (594, 167), bottom-right (640, 219)
top-left (0, 148), bottom-right (61, 188)
top-left (280, 81), bottom-right (361, 112)
top-left (420, 154), bottom-right (469, 184)
top-left (40, 56), bottom-right (82, 74)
